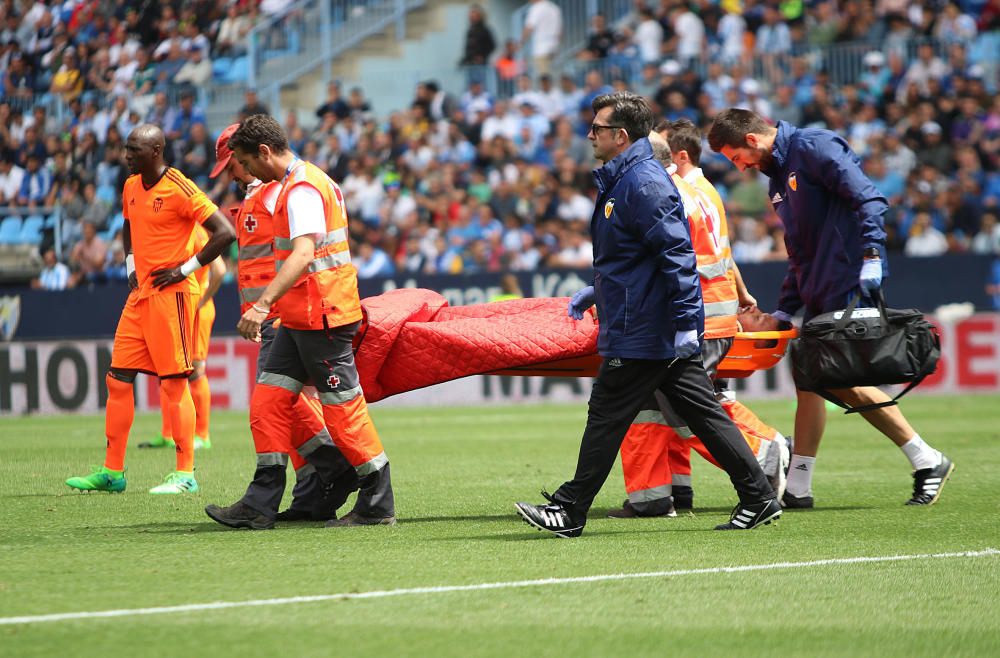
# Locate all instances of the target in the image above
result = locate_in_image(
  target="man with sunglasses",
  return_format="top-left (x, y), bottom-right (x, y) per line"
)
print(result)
top-left (514, 92), bottom-right (780, 537)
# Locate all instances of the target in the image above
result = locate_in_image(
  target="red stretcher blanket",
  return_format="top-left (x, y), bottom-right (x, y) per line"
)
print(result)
top-left (355, 288), bottom-right (600, 403)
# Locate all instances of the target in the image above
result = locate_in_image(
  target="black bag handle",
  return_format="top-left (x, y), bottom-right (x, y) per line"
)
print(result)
top-left (834, 289), bottom-right (888, 332)
top-left (816, 374), bottom-right (928, 414)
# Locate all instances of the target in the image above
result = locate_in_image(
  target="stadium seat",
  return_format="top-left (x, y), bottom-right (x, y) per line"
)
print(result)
top-left (226, 56), bottom-right (249, 83)
top-left (18, 215), bottom-right (44, 244)
top-left (96, 184), bottom-right (116, 204)
top-left (0, 216), bottom-right (24, 244)
top-left (212, 57), bottom-right (232, 80)
top-left (43, 214), bottom-right (58, 228)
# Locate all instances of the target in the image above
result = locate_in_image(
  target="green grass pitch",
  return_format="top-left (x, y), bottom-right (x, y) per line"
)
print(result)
top-left (2, 395), bottom-right (999, 656)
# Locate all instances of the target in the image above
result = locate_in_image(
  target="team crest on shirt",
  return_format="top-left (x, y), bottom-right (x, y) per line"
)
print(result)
top-left (153, 197), bottom-right (163, 213)
top-left (788, 172), bottom-right (797, 192)
top-left (604, 198), bottom-right (615, 219)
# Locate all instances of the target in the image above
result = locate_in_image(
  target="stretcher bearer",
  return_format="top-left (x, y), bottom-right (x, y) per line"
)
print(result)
top-left (210, 123), bottom-right (359, 522)
top-left (205, 115), bottom-right (394, 530)
top-left (611, 121), bottom-right (791, 518)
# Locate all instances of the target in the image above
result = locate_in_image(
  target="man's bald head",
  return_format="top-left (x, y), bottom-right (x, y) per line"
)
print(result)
top-left (130, 124), bottom-right (165, 149)
top-left (648, 130), bottom-right (672, 167)
top-left (125, 124), bottom-right (166, 176)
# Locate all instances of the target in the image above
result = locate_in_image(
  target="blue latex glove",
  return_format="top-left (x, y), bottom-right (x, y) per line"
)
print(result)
top-left (674, 329), bottom-right (699, 359)
top-left (860, 258), bottom-right (882, 294)
top-left (772, 310), bottom-right (793, 324)
top-left (567, 285), bottom-right (596, 320)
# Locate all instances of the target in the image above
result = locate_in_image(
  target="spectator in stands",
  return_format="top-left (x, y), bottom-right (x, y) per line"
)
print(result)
top-left (716, 5), bottom-right (746, 64)
top-left (32, 248), bottom-right (70, 291)
top-left (0, 151), bottom-right (25, 205)
top-left (355, 241), bottom-right (396, 279)
top-left (521, 0), bottom-right (562, 77)
top-left (180, 122), bottom-right (213, 186)
top-left (79, 181), bottom-right (110, 229)
top-left (672, 3), bottom-right (705, 64)
top-left (17, 153), bottom-right (50, 208)
top-left (238, 89), bottom-right (269, 120)
top-left (904, 211), bottom-right (949, 257)
top-left (174, 44), bottom-right (211, 87)
top-left (494, 39), bottom-right (522, 97)
top-left (347, 87), bottom-right (372, 120)
top-left (971, 211), bottom-right (1000, 255)
top-left (916, 121), bottom-right (952, 171)
top-left (68, 220), bottom-right (107, 285)
top-left (2, 53), bottom-right (34, 104)
top-left (216, 4), bottom-right (252, 57)
top-left (634, 5), bottom-right (664, 64)
top-left (461, 4), bottom-right (496, 67)
top-left (315, 80), bottom-right (350, 120)
top-left (578, 13), bottom-right (614, 61)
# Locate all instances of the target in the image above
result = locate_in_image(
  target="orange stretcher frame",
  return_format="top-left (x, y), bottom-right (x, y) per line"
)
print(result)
top-left (488, 328), bottom-right (798, 379)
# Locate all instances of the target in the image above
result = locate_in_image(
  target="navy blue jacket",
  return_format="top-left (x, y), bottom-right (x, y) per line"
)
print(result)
top-left (591, 138), bottom-right (704, 359)
top-left (764, 122), bottom-right (888, 317)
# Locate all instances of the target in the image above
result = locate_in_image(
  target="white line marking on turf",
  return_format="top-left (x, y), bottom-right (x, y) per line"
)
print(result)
top-left (2, 548), bottom-right (996, 626)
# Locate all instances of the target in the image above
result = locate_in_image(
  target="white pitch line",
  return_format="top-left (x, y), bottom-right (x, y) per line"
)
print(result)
top-left (2, 548), bottom-right (997, 626)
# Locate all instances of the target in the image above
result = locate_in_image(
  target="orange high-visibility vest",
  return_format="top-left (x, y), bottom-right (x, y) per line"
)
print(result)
top-left (272, 160), bottom-right (361, 331)
top-left (235, 180), bottom-right (280, 319)
top-left (672, 170), bottom-right (739, 339)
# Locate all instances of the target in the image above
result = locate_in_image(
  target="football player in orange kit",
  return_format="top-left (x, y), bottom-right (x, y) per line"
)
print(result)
top-left (141, 225), bottom-right (225, 451)
top-left (208, 122), bottom-right (359, 521)
top-left (205, 115), bottom-right (393, 529)
top-left (609, 124), bottom-right (790, 518)
top-left (65, 124), bottom-right (235, 494)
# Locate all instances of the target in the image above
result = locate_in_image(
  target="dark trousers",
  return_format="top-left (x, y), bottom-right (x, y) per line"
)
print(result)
top-left (553, 356), bottom-right (774, 520)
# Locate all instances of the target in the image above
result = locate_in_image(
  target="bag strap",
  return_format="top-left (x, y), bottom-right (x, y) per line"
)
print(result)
top-left (817, 372), bottom-right (930, 414)
top-left (834, 289), bottom-right (888, 331)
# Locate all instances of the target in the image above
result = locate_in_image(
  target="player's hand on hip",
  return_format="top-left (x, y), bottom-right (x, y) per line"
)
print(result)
top-left (150, 266), bottom-right (186, 289)
top-left (128, 271), bottom-right (138, 290)
top-left (859, 258), bottom-right (882, 294)
top-left (567, 285), bottom-right (596, 320)
top-left (673, 329), bottom-right (700, 359)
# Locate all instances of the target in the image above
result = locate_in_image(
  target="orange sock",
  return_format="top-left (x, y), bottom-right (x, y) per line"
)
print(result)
top-left (159, 383), bottom-right (172, 440)
top-left (189, 374), bottom-right (211, 439)
top-left (104, 374), bottom-right (135, 471)
top-left (161, 378), bottom-right (196, 472)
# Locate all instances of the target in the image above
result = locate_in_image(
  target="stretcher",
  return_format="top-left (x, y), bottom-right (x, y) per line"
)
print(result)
top-left (354, 289), bottom-right (796, 402)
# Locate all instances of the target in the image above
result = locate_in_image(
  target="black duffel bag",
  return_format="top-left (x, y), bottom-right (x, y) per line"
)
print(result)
top-left (789, 291), bottom-right (940, 413)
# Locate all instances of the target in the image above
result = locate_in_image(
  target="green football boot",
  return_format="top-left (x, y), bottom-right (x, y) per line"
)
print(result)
top-left (194, 436), bottom-right (212, 450)
top-left (149, 472), bottom-right (199, 494)
top-left (138, 434), bottom-right (175, 449)
top-left (65, 466), bottom-right (126, 493)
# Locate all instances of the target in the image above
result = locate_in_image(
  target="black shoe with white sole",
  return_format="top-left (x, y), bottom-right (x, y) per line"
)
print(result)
top-left (515, 492), bottom-right (584, 538)
top-left (781, 490), bottom-right (814, 509)
top-left (714, 498), bottom-right (782, 530)
top-left (907, 455), bottom-right (954, 505)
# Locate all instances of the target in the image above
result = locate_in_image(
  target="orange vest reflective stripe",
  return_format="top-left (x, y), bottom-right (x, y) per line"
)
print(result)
top-left (236, 180), bottom-right (280, 318)
top-left (672, 171), bottom-right (739, 339)
top-left (272, 160), bottom-right (361, 330)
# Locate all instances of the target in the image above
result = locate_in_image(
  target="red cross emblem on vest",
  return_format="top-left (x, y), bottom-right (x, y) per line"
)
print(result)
top-left (326, 374), bottom-right (340, 388)
top-left (244, 214), bottom-right (257, 233)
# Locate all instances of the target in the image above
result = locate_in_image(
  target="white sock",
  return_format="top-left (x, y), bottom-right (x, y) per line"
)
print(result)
top-left (785, 455), bottom-right (815, 498)
top-left (900, 434), bottom-right (942, 471)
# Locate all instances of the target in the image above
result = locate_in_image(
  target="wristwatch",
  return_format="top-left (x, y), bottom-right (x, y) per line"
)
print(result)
top-left (862, 247), bottom-right (880, 260)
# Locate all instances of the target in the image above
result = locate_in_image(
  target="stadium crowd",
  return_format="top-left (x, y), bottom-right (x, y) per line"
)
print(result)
top-left (1, 0), bottom-right (998, 291)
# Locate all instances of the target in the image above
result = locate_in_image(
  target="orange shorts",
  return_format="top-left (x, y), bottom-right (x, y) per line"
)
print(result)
top-left (111, 291), bottom-right (199, 377)
top-left (193, 298), bottom-right (216, 362)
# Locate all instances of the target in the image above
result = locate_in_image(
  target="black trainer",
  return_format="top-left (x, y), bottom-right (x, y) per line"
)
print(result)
top-left (781, 490), bottom-right (814, 509)
top-left (672, 485), bottom-right (694, 510)
top-left (714, 498), bottom-right (782, 530)
top-left (275, 507), bottom-right (315, 522)
top-left (514, 492), bottom-right (584, 538)
top-left (907, 455), bottom-right (954, 505)
top-left (205, 501), bottom-right (275, 530)
top-left (325, 510), bottom-right (396, 527)
top-left (312, 469), bottom-right (360, 521)
top-left (607, 499), bottom-right (677, 519)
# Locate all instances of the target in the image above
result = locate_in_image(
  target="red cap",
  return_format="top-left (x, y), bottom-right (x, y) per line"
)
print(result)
top-left (210, 123), bottom-right (240, 179)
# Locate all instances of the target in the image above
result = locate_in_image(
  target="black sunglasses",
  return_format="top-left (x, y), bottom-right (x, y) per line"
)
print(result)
top-left (590, 123), bottom-right (623, 134)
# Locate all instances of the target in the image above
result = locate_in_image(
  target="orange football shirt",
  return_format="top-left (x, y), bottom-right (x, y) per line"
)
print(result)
top-left (122, 167), bottom-right (218, 299)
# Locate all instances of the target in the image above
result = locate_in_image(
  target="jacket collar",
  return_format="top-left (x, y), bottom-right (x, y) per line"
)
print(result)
top-left (763, 120), bottom-right (794, 176)
top-left (593, 138), bottom-right (653, 194)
